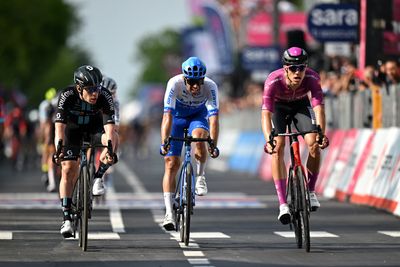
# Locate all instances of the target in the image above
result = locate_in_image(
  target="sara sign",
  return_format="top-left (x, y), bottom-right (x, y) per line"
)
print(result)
top-left (307, 4), bottom-right (359, 42)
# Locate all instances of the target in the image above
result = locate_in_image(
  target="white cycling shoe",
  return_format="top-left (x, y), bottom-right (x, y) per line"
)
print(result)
top-left (163, 212), bottom-right (176, 231)
top-left (195, 175), bottom-right (208, 196)
top-left (278, 203), bottom-right (291, 225)
top-left (92, 178), bottom-right (105, 196)
top-left (309, 192), bottom-right (320, 211)
top-left (60, 220), bottom-right (73, 238)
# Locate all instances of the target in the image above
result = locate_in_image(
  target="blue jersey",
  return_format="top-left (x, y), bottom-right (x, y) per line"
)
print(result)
top-left (163, 74), bottom-right (219, 117)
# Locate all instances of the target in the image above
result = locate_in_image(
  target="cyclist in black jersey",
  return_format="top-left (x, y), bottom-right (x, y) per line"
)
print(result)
top-left (53, 65), bottom-right (118, 238)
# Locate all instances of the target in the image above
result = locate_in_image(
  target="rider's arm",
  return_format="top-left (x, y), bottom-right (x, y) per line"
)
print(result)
top-left (54, 122), bottom-right (66, 147)
top-left (261, 110), bottom-right (274, 140)
top-left (160, 112), bottom-right (173, 144)
top-left (209, 114), bottom-right (219, 147)
top-left (104, 123), bottom-right (117, 148)
top-left (313, 105), bottom-right (326, 134)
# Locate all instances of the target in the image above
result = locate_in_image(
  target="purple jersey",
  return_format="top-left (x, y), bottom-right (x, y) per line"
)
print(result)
top-left (262, 68), bottom-right (324, 112)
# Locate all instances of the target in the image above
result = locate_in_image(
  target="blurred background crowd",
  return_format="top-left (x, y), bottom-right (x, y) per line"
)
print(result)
top-left (0, 0), bottom-right (399, 174)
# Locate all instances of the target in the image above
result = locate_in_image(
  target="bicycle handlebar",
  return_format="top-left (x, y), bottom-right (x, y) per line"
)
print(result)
top-left (161, 136), bottom-right (219, 158)
top-left (266, 125), bottom-right (324, 153)
top-left (52, 139), bottom-right (114, 165)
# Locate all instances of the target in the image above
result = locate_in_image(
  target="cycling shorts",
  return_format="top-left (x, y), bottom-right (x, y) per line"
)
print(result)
top-left (166, 110), bottom-right (209, 157)
top-left (61, 122), bottom-right (103, 161)
top-left (272, 98), bottom-right (317, 134)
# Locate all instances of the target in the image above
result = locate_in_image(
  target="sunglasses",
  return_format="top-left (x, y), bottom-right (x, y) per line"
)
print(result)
top-left (287, 64), bottom-right (307, 72)
top-left (185, 78), bottom-right (204, 86)
top-left (83, 85), bottom-right (101, 94)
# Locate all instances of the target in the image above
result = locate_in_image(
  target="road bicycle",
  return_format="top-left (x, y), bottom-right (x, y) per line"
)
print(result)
top-left (55, 137), bottom-right (113, 251)
top-left (164, 128), bottom-right (218, 246)
top-left (267, 116), bottom-right (323, 252)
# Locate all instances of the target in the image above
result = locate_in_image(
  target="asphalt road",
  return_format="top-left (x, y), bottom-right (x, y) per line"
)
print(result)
top-left (0, 147), bottom-right (399, 267)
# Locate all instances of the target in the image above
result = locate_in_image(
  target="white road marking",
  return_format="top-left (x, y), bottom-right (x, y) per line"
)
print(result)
top-left (378, 231), bottom-right (400, 237)
top-left (274, 231), bottom-right (339, 238)
top-left (179, 242), bottom-right (200, 249)
top-left (66, 232), bottom-right (120, 240)
top-left (0, 231), bottom-right (12, 240)
top-left (183, 251), bottom-right (204, 257)
top-left (188, 258), bottom-right (210, 265)
top-left (107, 185), bottom-right (125, 233)
top-left (0, 192), bottom-right (267, 209)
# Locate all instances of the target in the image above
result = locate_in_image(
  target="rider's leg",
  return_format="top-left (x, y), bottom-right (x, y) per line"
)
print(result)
top-left (271, 136), bottom-right (287, 205)
top-left (304, 133), bottom-right (320, 192)
top-left (163, 156), bottom-right (180, 213)
top-left (162, 155), bottom-right (180, 230)
top-left (192, 128), bottom-right (208, 177)
top-left (59, 160), bottom-right (79, 219)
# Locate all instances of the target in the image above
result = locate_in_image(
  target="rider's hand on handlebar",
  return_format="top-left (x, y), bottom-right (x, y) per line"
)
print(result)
top-left (160, 139), bottom-right (171, 156)
top-left (264, 142), bottom-right (276, 154)
top-left (208, 146), bottom-right (219, 158)
top-left (316, 134), bottom-right (329, 149)
top-left (264, 130), bottom-right (277, 154)
top-left (52, 152), bottom-right (64, 165)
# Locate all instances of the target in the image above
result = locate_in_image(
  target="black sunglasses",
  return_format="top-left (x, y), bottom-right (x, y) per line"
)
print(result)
top-left (185, 78), bottom-right (204, 86)
top-left (83, 85), bottom-right (101, 94)
top-left (288, 64), bottom-right (307, 72)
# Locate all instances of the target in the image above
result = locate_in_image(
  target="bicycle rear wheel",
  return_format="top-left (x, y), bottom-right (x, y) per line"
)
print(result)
top-left (183, 163), bottom-right (192, 246)
top-left (287, 167), bottom-right (302, 248)
top-left (80, 165), bottom-right (90, 251)
top-left (296, 166), bottom-right (310, 252)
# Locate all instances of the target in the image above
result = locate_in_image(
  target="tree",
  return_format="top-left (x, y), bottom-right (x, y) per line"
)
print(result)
top-left (0, 0), bottom-right (92, 107)
top-left (133, 28), bottom-right (182, 95)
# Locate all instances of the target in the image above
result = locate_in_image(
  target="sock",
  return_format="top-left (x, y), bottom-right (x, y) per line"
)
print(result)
top-left (95, 162), bottom-right (111, 179)
top-left (307, 170), bottom-right (319, 192)
top-left (196, 160), bottom-right (206, 177)
top-left (61, 197), bottom-right (72, 221)
top-left (274, 179), bottom-right (287, 205)
top-left (163, 192), bottom-right (173, 214)
top-left (41, 163), bottom-right (48, 173)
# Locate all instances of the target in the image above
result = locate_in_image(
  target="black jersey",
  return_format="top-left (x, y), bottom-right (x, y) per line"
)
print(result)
top-left (54, 86), bottom-right (115, 126)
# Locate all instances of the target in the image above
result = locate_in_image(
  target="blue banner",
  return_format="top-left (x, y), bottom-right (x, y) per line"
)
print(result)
top-left (241, 46), bottom-right (281, 71)
top-left (307, 4), bottom-right (359, 42)
top-left (202, 2), bottom-right (234, 74)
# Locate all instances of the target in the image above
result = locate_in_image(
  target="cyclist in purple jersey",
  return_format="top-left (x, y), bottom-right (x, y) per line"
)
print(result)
top-left (160, 57), bottom-right (220, 231)
top-left (261, 47), bottom-right (329, 224)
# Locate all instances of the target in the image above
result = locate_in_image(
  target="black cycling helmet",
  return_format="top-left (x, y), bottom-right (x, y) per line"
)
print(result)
top-left (282, 47), bottom-right (308, 65)
top-left (102, 76), bottom-right (117, 93)
top-left (73, 65), bottom-right (103, 87)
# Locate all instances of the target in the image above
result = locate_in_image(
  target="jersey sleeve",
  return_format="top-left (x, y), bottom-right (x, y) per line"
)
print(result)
top-left (206, 81), bottom-right (219, 117)
top-left (262, 74), bottom-right (276, 112)
top-left (163, 78), bottom-right (177, 113)
top-left (54, 88), bottom-right (73, 124)
top-left (308, 73), bottom-right (324, 107)
top-left (100, 90), bottom-right (116, 124)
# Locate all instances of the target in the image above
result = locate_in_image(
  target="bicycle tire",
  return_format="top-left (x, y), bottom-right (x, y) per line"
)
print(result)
top-left (296, 166), bottom-right (310, 252)
top-left (71, 172), bottom-right (82, 244)
top-left (81, 164), bottom-right (90, 251)
top-left (288, 167), bottom-right (302, 248)
top-left (183, 163), bottom-right (192, 246)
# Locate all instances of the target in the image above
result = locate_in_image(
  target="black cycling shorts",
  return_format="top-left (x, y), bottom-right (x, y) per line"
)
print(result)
top-left (61, 122), bottom-right (103, 161)
top-left (272, 98), bottom-right (317, 134)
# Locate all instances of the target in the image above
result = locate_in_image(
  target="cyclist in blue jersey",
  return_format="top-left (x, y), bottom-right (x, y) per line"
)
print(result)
top-left (160, 57), bottom-right (220, 230)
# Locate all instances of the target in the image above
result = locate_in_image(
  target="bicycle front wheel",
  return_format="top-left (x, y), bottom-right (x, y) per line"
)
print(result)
top-left (81, 165), bottom-right (90, 251)
top-left (296, 166), bottom-right (310, 252)
top-left (287, 167), bottom-right (302, 248)
top-left (183, 163), bottom-right (192, 246)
